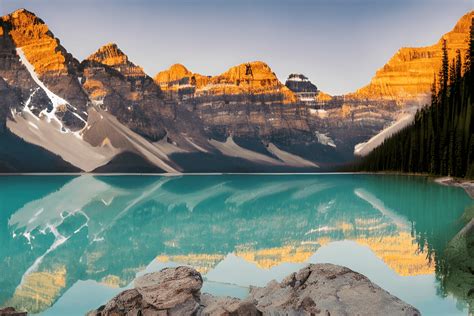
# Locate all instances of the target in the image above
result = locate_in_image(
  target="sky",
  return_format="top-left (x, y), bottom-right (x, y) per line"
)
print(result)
top-left (1, 0), bottom-right (472, 95)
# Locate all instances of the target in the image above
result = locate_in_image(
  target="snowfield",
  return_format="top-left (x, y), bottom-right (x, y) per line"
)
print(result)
top-left (354, 108), bottom-right (418, 156)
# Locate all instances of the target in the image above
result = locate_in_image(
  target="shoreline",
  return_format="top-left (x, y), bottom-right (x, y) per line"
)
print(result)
top-left (2, 171), bottom-right (473, 198)
top-left (434, 176), bottom-right (474, 199)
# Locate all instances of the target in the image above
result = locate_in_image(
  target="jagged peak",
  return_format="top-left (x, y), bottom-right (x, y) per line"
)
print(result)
top-left (87, 42), bottom-right (129, 65)
top-left (86, 43), bottom-right (146, 78)
top-left (223, 60), bottom-right (273, 73)
top-left (2, 8), bottom-right (44, 25)
top-left (6, 8), bottom-right (36, 18)
top-left (215, 61), bottom-right (280, 83)
top-left (453, 10), bottom-right (474, 32)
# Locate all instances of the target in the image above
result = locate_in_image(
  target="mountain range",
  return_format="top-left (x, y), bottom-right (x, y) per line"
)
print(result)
top-left (0, 9), bottom-right (472, 173)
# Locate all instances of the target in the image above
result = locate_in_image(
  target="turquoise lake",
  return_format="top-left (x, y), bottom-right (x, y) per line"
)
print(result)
top-left (0, 174), bottom-right (472, 315)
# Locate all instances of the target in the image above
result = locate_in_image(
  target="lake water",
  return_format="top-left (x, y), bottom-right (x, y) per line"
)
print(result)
top-left (0, 174), bottom-right (472, 315)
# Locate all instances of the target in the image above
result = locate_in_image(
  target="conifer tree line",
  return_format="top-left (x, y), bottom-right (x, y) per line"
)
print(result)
top-left (356, 18), bottom-right (474, 178)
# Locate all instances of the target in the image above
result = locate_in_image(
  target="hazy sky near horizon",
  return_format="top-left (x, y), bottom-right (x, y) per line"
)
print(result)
top-left (1, 0), bottom-right (472, 94)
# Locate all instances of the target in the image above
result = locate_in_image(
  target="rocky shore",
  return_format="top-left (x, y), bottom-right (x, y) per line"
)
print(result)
top-left (87, 264), bottom-right (420, 316)
top-left (435, 177), bottom-right (474, 199)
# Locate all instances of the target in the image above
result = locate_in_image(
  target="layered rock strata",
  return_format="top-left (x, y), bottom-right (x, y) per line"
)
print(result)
top-left (349, 11), bottom-right (474, 104)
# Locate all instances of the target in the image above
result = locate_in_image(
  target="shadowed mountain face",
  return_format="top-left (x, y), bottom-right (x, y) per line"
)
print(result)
top-left (0, 174), bottom-right (472, 314)
top-left (0, 8), bottom-right (472, 172)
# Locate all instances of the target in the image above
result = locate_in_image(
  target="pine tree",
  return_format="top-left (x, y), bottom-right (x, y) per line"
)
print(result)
top-left (355, 18), bottom-right (474, 178)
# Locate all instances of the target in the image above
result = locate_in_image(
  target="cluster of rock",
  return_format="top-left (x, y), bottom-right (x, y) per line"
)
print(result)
top-left (87, 264), bottom-right (420, 316)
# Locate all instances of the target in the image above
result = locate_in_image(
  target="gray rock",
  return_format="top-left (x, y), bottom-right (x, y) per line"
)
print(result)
top-left (250, 263), bottom-right (420, 316)
top-left (87, 266), bottom-right (202, 316)
top-left (199, 293), bottom-right (261, 316)
top-left (87, 264), bottom-right (420, 316)
top-left (134, 266), bottom-right (203, 315)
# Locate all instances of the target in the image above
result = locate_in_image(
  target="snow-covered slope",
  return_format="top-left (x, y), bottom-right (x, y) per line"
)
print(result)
top-left (16, 48), bottom-right (87, 128)
top-left (7, 110), bottom-right (117, 172)
top-left (354, 109), bottom-right (417, 157)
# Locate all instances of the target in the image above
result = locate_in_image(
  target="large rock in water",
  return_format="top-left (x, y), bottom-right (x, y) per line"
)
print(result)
top-left (88, 264), bottom-right (420, 316)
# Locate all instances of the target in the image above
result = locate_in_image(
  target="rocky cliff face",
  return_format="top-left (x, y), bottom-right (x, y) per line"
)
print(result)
top-left (285, 73), bottom-right (318, 93)
top-left (86, 43), bottom-right (147, 79)
top-left (1, 8), bottom-right (470, 172)
top-left (81, 43), bottom-right (212, 153)
top-left (285, 73), bottom-right (319, 106)
top-left (155, 61), bottom-right (297, 103)
top-left (0, 9), bottom-right (88, 129)
top-left (349, 11), bottom-right (473, 104)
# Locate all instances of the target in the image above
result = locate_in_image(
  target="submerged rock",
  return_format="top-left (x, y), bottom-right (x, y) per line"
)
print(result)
top-left (0, 307), bottom-right (27, 316)
top-left (88, 264), bottom-right (420, 316)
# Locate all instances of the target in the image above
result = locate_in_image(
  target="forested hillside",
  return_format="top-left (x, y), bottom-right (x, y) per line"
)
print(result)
top-left (356, 18), bottom-right (474, 178)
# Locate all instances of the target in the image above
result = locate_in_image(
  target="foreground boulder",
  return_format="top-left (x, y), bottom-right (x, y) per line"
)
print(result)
top-left (88, 266), bottom-right (203, 315)
top-left (88, 264), bottom-right (420, 316)
top-left (250, 264), bottom-right (420, 315)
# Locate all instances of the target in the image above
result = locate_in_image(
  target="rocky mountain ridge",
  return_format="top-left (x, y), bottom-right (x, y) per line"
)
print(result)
top-left (1, 8), bottom-right (472, 172)
top-left (348, 10), bottom-right (474, 104)
top-left (155, 61), bottom-right (297, 103)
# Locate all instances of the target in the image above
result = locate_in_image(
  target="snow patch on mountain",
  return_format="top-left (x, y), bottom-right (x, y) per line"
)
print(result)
top-left (315, 131), bottom-right (336, 148)
top-left (16, 48), bottom-right (86, 127)
top-left (354, 109), bottom-right (417, 156)
top-left (7, 110), bottom-right (118, 171)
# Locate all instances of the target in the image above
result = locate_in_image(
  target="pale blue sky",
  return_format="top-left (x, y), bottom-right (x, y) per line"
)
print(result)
top-left (1, 0), bottom-right (472, 94)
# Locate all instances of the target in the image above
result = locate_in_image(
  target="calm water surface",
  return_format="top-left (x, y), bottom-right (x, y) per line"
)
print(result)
top-left (0, 174), bottom-right (472, 315)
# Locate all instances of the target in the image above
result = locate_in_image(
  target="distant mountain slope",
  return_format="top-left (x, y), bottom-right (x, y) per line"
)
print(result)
top-left (0, 129), bottom-right (80, 173)
top-left (348, 11), bottom-right (473, 104)
top-left (1, 8), bottom-right (472, 173)
top-left (154, 62), bottom-right (296, 103)
top-left (355, 19), bottom-right (474, 178)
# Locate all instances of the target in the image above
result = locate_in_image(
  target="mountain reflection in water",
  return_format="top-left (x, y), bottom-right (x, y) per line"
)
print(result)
top-left (0, 174), bottom-right (472, 315)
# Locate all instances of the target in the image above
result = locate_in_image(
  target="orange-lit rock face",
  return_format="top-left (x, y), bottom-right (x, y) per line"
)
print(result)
top-left (155, 63), bottom-right (192, 83)
top-left (154, 63), bottom-right (210, 91)
top-left (350, 11), bottom-right (473, 104)
top-left (2, 9), bottom-right (66, 75)
top-left (82, 77), bottom-right (108, 100)
top-left (155, 61), bottom-right (297, 103)
top-left (316, 91), bottom-right (333, 102)
top-left (87, 43), bottom-right (146, 78)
